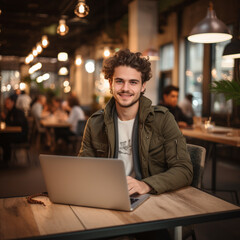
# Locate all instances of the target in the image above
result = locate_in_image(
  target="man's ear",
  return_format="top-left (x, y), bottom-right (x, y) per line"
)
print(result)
top-left (141, 81), bottom-right (147, 93)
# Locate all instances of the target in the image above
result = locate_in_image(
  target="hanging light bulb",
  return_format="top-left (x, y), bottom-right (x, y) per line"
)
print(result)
top-left (32, 47), bottom-right (38, 57)
top-left (57, 19), bottom-right (69, 36)
top-left (103, 47), bottom-right (111, 58)
top-left (74, 0), bottom-right (89, 18)
top-left (41, 35), bottom-right (49, 48)
top-left (36, 42), bottom-right (43, 54)
top-left (75, 55), bottom-right (82, 66)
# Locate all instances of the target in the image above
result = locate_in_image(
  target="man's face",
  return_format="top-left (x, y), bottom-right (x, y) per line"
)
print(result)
top-left (110, 66), bottom-right (146, 108)
top-left (163, 90), bottom-right (179, 107)
top-left (5, 98), bottom-right (14, 110)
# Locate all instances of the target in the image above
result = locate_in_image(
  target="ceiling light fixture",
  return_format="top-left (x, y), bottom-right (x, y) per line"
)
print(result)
top-left (74, 0), bottom-right (89, 18)
top-left (58, 52), bottom-right (68, 61)
top-left (75, 55), bottom-right (82, 66)
top-left (57, 19), bottom-right (69, 36)
top-left (188, 2), bottom-right (232, 43)
top-left (103, 47), bottom-right (111, 58)
top-left (41, 35), bottom-right (49, 48)
top-left (36, 42), bottom-right (43, 54)
top-left (222, 39), bottom-right (240, 59)
top-left (32, 47), bottom-right (38, 57)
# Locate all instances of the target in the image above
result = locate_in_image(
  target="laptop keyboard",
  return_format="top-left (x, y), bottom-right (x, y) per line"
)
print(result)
top-left (130, 197), bottom-right (139, 205)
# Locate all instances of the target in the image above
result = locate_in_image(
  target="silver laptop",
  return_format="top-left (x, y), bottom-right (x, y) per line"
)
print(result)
top-left (39, 154), bottom-right (150, 211)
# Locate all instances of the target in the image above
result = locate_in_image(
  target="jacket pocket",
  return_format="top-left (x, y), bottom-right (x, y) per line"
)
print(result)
top-left (92, 141), bottom-right (108, 157)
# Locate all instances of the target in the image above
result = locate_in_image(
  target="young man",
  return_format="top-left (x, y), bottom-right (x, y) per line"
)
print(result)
top-left (160, 85), bottom-right (193, 128)
top-left (79, 49), bottom-right (193, 196)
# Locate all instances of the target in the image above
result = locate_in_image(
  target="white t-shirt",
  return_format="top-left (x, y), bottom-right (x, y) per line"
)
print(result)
top-left (117, 118), bottom-right (135, 177)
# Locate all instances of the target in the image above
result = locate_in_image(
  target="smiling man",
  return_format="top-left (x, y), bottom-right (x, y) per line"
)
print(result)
top-left (79, 49), bottom-right (193, 196)
top-left (79, 49), bottom-right (192, 239)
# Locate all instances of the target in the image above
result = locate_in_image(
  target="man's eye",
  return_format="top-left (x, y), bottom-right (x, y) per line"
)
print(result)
top-left (130, 81), bottom-right (138, 85)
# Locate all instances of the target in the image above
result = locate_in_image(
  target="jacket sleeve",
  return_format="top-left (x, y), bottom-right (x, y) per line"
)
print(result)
top-left (78, 118), bottom-right (95, 157)
top-left (143, 111), bottom-right (193, 194)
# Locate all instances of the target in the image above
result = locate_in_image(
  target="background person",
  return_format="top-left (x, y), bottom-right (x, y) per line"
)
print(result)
top-left (179, 93), bottom-right (195, 118)
top-left (159, 85), bottom-right (193, 128)
top-left (16, 90), bottom-right (32, 116)
top-left (0, 96), bottom-right (28, 164)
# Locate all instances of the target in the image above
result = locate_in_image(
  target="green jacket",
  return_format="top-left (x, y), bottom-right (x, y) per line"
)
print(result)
top-left (79, 96), bottom-right (193, 194)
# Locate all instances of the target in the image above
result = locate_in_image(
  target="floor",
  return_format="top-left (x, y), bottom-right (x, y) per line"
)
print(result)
top-left (0, 137), bottom-right (239, 240)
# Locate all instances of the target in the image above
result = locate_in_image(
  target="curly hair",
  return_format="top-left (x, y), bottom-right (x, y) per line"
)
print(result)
top-left (102, 49), bottom-right (152, 84)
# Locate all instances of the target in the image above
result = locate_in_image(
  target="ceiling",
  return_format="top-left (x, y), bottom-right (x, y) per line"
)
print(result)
top-left (0, 0), bottom-right (132, 59)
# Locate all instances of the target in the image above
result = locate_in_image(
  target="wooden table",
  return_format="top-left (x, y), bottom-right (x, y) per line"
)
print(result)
top-left (0, 186), bottom-right (239, 240)
top-left (181, 126), bottom-right (240, 191)
top-left (41, 119), bottom-right (71, 128)
top-left (0, 126), bottom-right (22, 133)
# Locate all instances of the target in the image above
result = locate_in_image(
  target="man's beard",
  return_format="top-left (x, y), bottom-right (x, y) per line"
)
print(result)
top-left (114, 90), bottom-right (141, 108)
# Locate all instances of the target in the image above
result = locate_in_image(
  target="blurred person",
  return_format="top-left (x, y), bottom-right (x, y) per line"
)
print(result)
top-left (50, 97), bottom-right (68, 120)
top-left (9, 89), bottom-right (21, 104)
top-left (16, 90), bottom-right (32, 116)
top-left (31, 95), bottom-right (50, 120)
top-left (0, 96), bottom-right (28, 164)
top-left (55, 96), bottom-right (85, 141)
top-left (159, 85), bottom-right (193, 128)
top-left (179, 93), bottom-right (195, 118)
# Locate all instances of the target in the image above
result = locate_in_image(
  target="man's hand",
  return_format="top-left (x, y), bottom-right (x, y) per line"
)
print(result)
top-left (127, 176), bottom-right (152, 195)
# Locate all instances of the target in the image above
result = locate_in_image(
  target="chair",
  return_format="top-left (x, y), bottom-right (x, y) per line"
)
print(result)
top-left (175, 144), bottom-right (206, 240)
top-left (67, 120), bottom-right (87, 155)
top-left (11, 116), bottom-right (35, 165)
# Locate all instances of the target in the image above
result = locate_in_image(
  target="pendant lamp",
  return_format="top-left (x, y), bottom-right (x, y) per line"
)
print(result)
top-left (222, 39), bottom-right (240, 59)
top-left (188, 2), bottom-right (232, 43)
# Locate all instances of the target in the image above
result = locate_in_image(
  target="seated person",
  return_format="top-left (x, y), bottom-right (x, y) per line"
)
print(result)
top-left (159, 85), bottom-right (193, 128)
top-left (179, 93), bottom-right (195, 118)
top-left (55, 95), bottom-right (85, 141)
top-left (0, 96), bottom-right (28, 164)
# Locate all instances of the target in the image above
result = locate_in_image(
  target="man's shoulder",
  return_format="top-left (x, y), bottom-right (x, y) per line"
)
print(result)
top-left (152, 105), bottom-right (169, 114)
top-left (91, 109), bottom-right (104, 117)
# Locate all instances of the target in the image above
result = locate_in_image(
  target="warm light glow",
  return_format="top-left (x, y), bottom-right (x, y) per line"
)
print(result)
top-left (29, 62), bottom-right (42, 74)
top-left (75, 55), bottom-right (82, 66)
top-left (74, 0), bottom-right (89, 18)
top-left (58, 52), bottom-right (68, 61)
top-left (85, 60), bottom-right (95, 73)
top-left (103, 47), bottom-right (110, 57)
top-left (57, 19), bottom-right (69, 36)
top-left (6, 84), bottom-right (11, 91)
top-left (64, 85), bottom-right (71, 93)
top-left (63, 80), bottom-right (69, 87)
top-left (19, 82), bottom-right (26, 90)
top-left (32, 47), bottom-right (38, 57)
top-left (36, 43), bottom-right (43, 54)
top-left (222, 53), bottom-right (240, 59)
top-left (188, 33), bottom-right (232, 43)
top-left (41, 35), bottom-right (49, 48)
top-left (58, 67), bottom-right (68, 75)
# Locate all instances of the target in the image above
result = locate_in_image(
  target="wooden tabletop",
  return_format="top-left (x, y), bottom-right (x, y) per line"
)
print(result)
top-left (0, 126), bottom-right (22, 133)
top-left (41, 119), bottom-right (71, 128)
top-left (0, 186), bottom-right (239, 240)
top-left (181, 127), bottom-right (240, 147)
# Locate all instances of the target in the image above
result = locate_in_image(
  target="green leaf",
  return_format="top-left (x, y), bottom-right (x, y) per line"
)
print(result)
top-left (210, 80), bottom-right (240, 105)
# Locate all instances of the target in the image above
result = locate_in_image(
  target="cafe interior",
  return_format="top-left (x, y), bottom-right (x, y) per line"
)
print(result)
top-left (0, 0), bottom-right (239, 239)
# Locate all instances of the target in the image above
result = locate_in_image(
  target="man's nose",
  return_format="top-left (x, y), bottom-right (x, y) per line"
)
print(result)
top-left (122, 82), bottom-right (129, 91)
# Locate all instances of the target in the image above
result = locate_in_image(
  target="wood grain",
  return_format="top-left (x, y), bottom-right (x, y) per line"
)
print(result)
top-left (30, 196), bottom-right (85, 235)
top-left (181, 128), bottom-right (240, 147)
top-left (71, 187), bottom-right (240, 230)
top-left (0, 197), bottom-right (40, 240)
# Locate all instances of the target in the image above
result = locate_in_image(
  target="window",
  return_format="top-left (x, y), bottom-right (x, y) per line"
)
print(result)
top-left (185, 40), bottom-right (204, 116)
top-left (158, 43), bottom-right (174, 101)
top-left (211, 40), bottom-right (233, 114)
